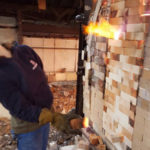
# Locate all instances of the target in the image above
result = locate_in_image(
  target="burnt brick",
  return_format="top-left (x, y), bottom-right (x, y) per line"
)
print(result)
top-left (111, 53), bottom-right (120, 61)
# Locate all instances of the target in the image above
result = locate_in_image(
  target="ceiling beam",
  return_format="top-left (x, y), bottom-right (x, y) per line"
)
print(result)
top-left (22, 23), bottom-right (79, 37)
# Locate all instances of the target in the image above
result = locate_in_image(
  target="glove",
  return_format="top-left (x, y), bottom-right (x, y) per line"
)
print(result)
top-left (39, 108), bottom-right (82, 134)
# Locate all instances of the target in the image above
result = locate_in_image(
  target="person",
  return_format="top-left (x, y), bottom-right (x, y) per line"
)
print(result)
top-left (0, 42), bottom-right (80, 150)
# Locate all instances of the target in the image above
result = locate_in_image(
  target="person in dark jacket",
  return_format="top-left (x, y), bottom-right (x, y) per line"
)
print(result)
top-left (0, 43), bottom-right (80, 150)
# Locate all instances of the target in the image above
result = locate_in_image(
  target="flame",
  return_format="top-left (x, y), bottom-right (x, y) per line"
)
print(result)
top-left (83, 117), bottom-right (89, 128)
top-left (83, 18), bottom-right (121, 40)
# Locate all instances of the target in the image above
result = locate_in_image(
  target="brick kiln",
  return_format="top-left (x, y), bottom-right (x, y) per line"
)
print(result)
top-left (81, 0), bottom-right (150, 150)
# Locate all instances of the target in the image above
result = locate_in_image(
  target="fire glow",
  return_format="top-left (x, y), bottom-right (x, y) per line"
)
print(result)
top-left (83, 18), bottom-right (121, 40)
top-left (83, 117), bottom-right (89, 128)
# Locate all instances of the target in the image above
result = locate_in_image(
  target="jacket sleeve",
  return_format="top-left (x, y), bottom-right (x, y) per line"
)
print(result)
top-left (0, 69), bottom-right (42, 123)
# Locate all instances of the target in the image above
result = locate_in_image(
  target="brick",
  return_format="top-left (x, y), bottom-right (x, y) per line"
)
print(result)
top-left (126, 32), bottom-right (146, 40)
top-left (55, 38), bottom-right (78, 48)
top-left (119, 103), bottom-right (130, 116)
top-left (127, 15), bottom-right (141, 24)
top-left (128, 57), bottom-right (136, 65)
top-left (48, 74), bottom-right (56, 82)
top-left (43, 49), bottom-right (54, 72)
top-left (111, 1), bottom-right (125, 10)
top-left (125, 0), bottom-right (140, 8)
top-left (124, 48), bottom-right (143, 57)
top-left (145, 36), bottom-right (150, 48)
top-left (112, 80), bottom-right (118, 88)
top-left (142, 69), bottom-right (150, 80)
top-left (109, 72), bottom-right (122, 83)
top-left (139, 87), bottom-right (150, 101)
top-left (31, 37), bottom-right (43, 47)
top-left (111, 135), bottom-right (124, 143)
top-left (110, 52), bottom-right (120, 61)
top-left (122, 40), bottom-right (139, 48)
top-left (55, 73), bottom-right (66, 81)
top-left (66, 72), bottom-right (77, 81)
top-left (43, 38), bottom-right (54, 47)
top-left (108, 39), bottom-right (122, 47)
top-left (128, 7), bottom-right (140, 15)
top-left (136, 57), bottom-right (144, 66)
top-left (89, 134), bottom-right (100, 145)
top-left (110, 17), bottom-right (124, 25)
top-left (122, 127), bottom-right (132, 141)
top-left (127, 23), bottom-right (149, 32)
top-left (110, 47), bottom-right (124, 55)
top-left (121, 91), bottom-right (137, 105)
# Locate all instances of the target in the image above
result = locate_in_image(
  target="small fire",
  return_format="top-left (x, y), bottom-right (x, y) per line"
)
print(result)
top-left (83, 18), bottom-right (121, 40)
top-left (83, 117), bottom-right (89, 128)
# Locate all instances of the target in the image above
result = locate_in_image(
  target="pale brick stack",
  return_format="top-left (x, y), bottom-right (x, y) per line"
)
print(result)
top-left (132, 13), bottom-right (150, 150)
top-left (103, 0), bottom-right (147, 149)
top-left (83, 0), bottom-right (150, 150)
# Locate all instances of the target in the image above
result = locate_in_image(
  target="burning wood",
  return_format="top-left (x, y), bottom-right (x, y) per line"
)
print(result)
top-left (83, 18), bottom-right (121, 40)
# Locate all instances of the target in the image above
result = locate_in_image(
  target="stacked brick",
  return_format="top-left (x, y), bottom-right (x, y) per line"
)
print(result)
top-left (83, 0), bottom-right (150, 150)
top-left (103, 0), bottom-right (147, 149)
top-left (132, 17), bottom-right (150, 150)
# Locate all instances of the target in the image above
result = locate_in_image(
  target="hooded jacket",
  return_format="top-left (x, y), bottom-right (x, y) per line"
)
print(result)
top-left (0, 45), bottom-right (53, 133)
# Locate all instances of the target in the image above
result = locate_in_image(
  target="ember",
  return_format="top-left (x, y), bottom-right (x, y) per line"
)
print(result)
top-left (83, 18), bottom-right (121, 40)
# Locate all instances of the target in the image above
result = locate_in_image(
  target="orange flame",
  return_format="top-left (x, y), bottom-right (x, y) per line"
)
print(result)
top-left (83, 18), bottom-right (121, 40)
top-left (83, 117), bottom-right (89, 128)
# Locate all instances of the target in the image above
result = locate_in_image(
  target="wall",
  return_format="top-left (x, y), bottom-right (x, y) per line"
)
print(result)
top-left (23, 36), bottom-right (78, 82)
top-left (83, 0), bottom-right (149, 150)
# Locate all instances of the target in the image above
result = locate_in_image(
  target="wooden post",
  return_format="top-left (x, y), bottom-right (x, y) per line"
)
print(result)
top-left (38, 0), bottom-right (46, 10)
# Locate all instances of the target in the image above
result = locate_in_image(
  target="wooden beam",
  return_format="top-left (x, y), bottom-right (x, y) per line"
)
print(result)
top-left (38, 0), bottom-right (46, 10)
top-left (22, 23), bottom-right (79, 37)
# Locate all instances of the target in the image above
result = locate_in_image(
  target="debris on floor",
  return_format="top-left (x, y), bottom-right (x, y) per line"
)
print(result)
top-left (0, 118), bottom-right (17, 150)
top-left (0, 118), bottom-right (107, 150)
